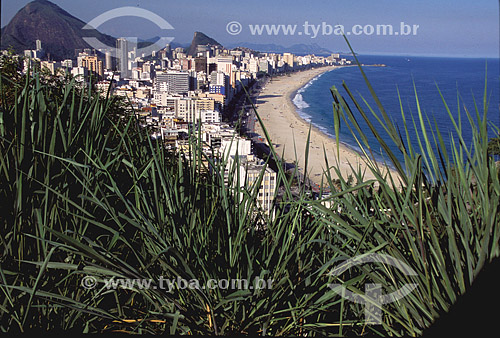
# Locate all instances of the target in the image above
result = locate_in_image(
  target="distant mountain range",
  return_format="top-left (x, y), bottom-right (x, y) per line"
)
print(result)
top-left (1, 0), bottom-right (334, 60)
top-left (226, 42), bottom-right (333, 55)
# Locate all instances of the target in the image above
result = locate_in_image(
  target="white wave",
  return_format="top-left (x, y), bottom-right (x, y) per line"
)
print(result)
top-left (296, 69), bottom-right (333, 95)
top-left (297, 110), bottom-right (312, 122)
top-left (292, 93), bottom-right (310, 110)
top-left (298, 76), bottom-right (318, 93)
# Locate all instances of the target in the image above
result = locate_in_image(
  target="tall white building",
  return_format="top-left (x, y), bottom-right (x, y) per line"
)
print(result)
top-left (249, 58), bottom-right (259, 74)
top-left (220, 138), bottom-right (252, 158)
top-left (105, 50), bottom-right (114, 70)
top-left (283, 52), bottom-right (295, 69)
top-left (116, 38), bottom-right (130, 78)
top-left (228, 155), bottom-right (277, 213)
top-left (216, 55), bottom-right (234, 75)
top-left (210, 70), bottom-right (227, 86)
top-left (259, 60), bottom-right (271, 73)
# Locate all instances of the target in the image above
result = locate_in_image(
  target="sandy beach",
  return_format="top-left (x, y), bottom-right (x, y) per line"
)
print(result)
top-left (254, 66), bottom-right (399, 188)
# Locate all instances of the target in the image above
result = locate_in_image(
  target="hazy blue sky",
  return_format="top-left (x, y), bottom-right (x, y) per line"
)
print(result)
top-left (2, 0), bottom-right (499, 57)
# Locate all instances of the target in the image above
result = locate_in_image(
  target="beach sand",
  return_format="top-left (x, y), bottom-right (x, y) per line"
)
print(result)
top-left (254, 66), bottom-right (399, 188)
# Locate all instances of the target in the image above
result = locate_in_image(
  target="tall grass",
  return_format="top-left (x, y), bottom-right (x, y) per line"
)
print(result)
top-left (0, 52), bottom-right (499, 336)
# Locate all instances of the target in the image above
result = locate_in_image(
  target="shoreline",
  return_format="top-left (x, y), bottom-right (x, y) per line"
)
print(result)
top-left (254, 65), bottom-right (398, 187)
top-left (288, 65), bottom-right (358, 152)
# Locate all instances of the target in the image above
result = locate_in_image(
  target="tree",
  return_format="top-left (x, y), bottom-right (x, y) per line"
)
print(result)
top-left (0, 50), bottom-right (25, 108)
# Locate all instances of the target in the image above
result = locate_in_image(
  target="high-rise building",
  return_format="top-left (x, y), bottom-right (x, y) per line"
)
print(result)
top-left (181, 58), bottom-right (192, 71)
top-left (210, 71), bottom-right (226, 86)
top-left (105, 50), bottom-right (114, 70)
top-left (209, 71), bottom-right (230, 96)
top-left (220, 137), bottom-right (252, 158)
top-left (196, 44), bottom-right (210, 56)
top-left (283, 53), bottom-right (295, 69)
top-left (81, 55), bottom-right (103, 78)
top-left (71, 67), bottom-right (88, 80)
top-left (41, 61), bottom-right (60, 75)
top-left (188, 70), bottom-right (197, 91)
top-left (259, 60), bottom-right (271, 73)
top-left (193, 56), bottom-right (207, 73)
top-left (61, 59), bottom-right (73, 69)
top-left (155, 71), bottom-right (189, 94)
top-left (77, 53), bottom-right (88, 68)
top-left (216, 55), bottom-right (234, 75)
top-left (27, 40), bottom-right (45, 59)
top-left (116, 38), bottom-right (130, 78)
top-left (228, 155), bottom-right (277, 213)
top-left (249, 58), bottom-right (259, 73)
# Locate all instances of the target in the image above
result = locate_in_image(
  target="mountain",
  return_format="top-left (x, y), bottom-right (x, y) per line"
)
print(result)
top-left (139, 36), bottom-right (188, 50)
top-left (187, 31), bottom-right (222, 56)
top-left (227, 42), bottom-right (333, 55)
top-left (1, 0), bottom-right (331, 61)
top-left (230, 46), bottom-right (260, 56)
top-left (286, 43), bottom-right (333, 55)
top-left (1, 0), bottom-right (116, 60)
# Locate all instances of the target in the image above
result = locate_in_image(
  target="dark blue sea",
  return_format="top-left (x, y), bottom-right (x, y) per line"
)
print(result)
top-left (293, 55), bottom-right (500, 165)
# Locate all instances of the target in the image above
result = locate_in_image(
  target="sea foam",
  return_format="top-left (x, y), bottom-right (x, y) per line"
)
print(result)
top-left (292, 93), bottom-right (310, 110)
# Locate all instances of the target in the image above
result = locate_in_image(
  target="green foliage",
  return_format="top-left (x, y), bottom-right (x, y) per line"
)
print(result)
top-left (0, 50), bottom-right (499, 337)
top-left (487, 135), bottom-right (500, 156)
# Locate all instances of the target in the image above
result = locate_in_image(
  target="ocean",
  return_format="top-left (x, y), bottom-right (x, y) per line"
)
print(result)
top-left (293, 55), bottom-right (500, 164)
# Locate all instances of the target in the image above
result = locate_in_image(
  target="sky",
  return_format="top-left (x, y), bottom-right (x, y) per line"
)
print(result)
top-left (1, 0), bottom-right (499, 58)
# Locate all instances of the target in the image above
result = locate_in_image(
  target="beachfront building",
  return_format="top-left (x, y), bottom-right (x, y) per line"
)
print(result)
top-left (259, 60), bottom-right (271, 74)
top-left (282, 53), bottom-right (295, 70)
top-left (249, 58), bottom-right (259, 74)
top-left (201, 124), bottom-right (252, 161)
top-left (220, 138), bottom-right (251, 158)
top-left (228, 154), bottom-right (277, 213)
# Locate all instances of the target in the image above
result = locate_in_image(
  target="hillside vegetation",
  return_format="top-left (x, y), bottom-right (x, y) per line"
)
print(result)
top-left (0, 52), bottom-right (499, 336)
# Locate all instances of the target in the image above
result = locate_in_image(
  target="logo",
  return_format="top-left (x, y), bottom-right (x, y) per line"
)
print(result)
top-left (81, 276), bottom-right (98, 289)
top-left (82, 7), bottom-right (175, 58)
top-left (328, 253), bottom-right (418, 325)
top-left (226, 21), bottom-right (243, 35)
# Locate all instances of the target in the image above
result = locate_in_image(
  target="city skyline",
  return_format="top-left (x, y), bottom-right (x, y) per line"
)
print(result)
top-left (1, 0), bottom-right (499, 58)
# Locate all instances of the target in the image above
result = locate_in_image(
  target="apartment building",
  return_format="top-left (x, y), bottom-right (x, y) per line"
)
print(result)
top-left (228, 155), bottom-right (277, 213)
